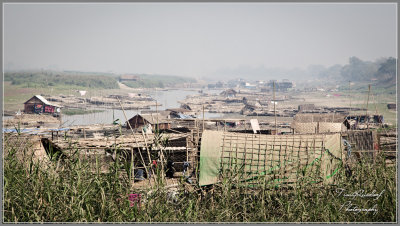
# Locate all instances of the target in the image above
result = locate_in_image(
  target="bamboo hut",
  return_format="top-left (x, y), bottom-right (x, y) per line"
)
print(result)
top-left (199, 130), bottom-right (343, 188)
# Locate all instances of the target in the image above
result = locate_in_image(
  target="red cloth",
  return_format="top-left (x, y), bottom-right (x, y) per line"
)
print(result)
top-left (44, 106), bottom-right (54, 113)
top-left (128, 194), bottom-right (141, 208)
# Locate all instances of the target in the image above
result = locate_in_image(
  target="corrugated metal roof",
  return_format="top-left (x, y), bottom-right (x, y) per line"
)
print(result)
top-left (166, 108), bottom-right (192, 113)
top-left (35, 95), bottom-right (51, 105)
top-left (33, 95), bottom-right (62, 108)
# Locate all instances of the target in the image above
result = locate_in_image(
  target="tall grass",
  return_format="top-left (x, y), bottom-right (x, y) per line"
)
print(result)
top-left (3, 134), bottom-right (396, 222)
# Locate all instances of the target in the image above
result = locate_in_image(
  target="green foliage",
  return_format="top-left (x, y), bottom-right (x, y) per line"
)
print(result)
top-left (62, 109), bottom-right (104, 116)
top-left (122, 74), bottom-right (196, 88)
top-left (4, 71), bottom-right (119, 89)
top-left (123, 80), bottom-right (165, 89)
top-left (341, 57), bottom-right (379, 81)
top-left (311, 57), bottom-right (397, 88)
top-left (375, 57), bottom-right (396, 87)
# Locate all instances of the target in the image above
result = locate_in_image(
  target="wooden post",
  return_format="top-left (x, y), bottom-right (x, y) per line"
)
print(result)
top-left (366, 84), bottom-right (371, 131)
top-left (59, 110), bottom-right (62, 127)
top-left (197, 120), bottom-right (200, 146)
top-left (156, 100), bottom-right (159, 133)
top-left (186, 136), bottom-right (189, 163)
top-left (224, 120), bottom-right (226, 132)
top-left (83, 128), bottom-right (86, 139)
top-left (202, 105), bottom-right (205, 132)
top-left (348, 81), bottom-right (352, 115)
top-left (273, 81), bottom-right (277, 134)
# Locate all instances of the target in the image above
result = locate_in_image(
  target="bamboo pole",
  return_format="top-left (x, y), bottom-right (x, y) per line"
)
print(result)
top-left (154, 99), bottom-right (167, 185)
top-left (117, 97), bottom-right (152, 187)
top-left (158, 148), bottom-right (167, 185)
top-left (140, 122), bottom-right (157, 185)
top-left (348, 81), bottom-right (352, 131)
top-left (131, 147), bottom-right (134, 187)
top-left (186, 137), bottom-right (189, 163)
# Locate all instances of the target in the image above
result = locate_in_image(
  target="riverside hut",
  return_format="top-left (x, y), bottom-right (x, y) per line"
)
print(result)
top-left (24, 95), bottom-right (61, 114)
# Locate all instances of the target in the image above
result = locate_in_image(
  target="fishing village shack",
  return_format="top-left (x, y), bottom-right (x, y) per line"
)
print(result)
top-left (266, 80), bottom-right (294, 92)
top-left (298, 104), bottom-right (315, 112)
top-left (24, 95), bottom-right (61, 114)
top-left (126, 113), bottom-right (171, 131)
top-left (345, 114), bottom-right (384, 129)
top-left (180, 103), bottom-right (192, 111)
top-left (387, 103), bottom-right (396, 110)
top-left (40, 130), bottom-right (198, 181)
top-left (166, 108), bottom-right (196, 119)
top-left (291, 113), bottom-right (348, 134)
top-left (220, 89), bottom-right (237, 98)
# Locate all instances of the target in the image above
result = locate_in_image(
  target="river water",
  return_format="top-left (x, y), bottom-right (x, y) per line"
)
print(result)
top-left (61, 89), bottom-right (224, 126)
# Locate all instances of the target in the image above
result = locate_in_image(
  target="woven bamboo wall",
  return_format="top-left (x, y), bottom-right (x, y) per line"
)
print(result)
top-left (318, 122), bottom-right (345, 133)
top-left (199, 131), bottom-right (343, 187)
top-left (292, 122), bottom-right (318, 134)
top-left (293, 122), bottom-right (346, 134)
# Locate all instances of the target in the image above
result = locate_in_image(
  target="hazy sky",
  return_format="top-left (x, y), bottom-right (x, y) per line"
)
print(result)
top-left (4, 3), bottom-right (397, 77)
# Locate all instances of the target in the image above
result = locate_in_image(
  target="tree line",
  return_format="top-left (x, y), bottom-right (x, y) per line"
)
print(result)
top-left (122, 74), bottom-right (196, 88)
top-left (310, 57), bottom-right (396, 86)
top-left (4, 71), bottom-right (119, 89)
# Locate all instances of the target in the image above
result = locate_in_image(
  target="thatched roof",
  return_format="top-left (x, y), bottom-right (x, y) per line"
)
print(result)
top-left (180, 103), bottom-right (192, 110)
top-left (298, 104), bottom-right (315, 112)
top-left (129, 113), bottom-right (169, 124)
top-left (220, 89), bottom-right (237, 96)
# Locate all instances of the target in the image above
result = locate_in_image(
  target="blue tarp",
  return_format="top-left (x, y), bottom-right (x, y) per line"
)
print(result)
top-left (3, 128), bottom-right (35, 133)
top-left (3, 127), bottom-right (70, 135)
top-left (49, 128), bottom-right (70, 132)
top-left (178, 113), bottom-right (195, 119)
